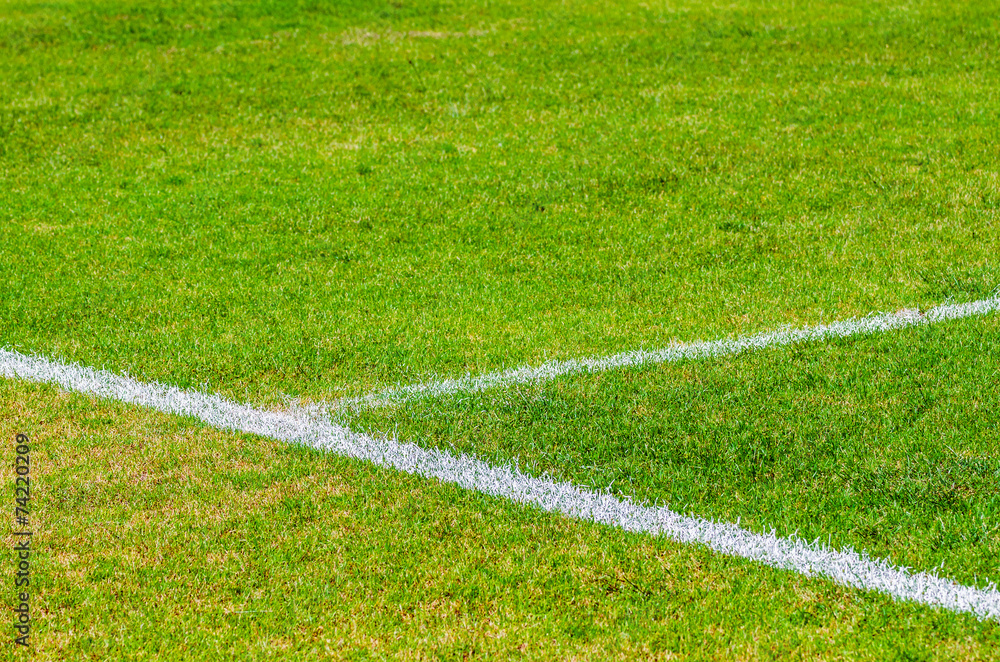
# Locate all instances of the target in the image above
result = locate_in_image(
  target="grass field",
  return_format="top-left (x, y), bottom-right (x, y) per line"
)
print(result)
top-left (2, 0), bottom-right (1000, 658)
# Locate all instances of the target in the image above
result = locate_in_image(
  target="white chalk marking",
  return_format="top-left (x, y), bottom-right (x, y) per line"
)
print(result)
top-left (335, 298), bottom-right (1000, 410)
top-left (2, 344), bottom-right (999, 621)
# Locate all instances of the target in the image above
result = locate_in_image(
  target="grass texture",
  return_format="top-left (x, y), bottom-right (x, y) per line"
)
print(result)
top-left (4, 379), bottom-right (1000, 660)
top-left (2, 0), bottom-right (998, 403)
top-left (350, 314), bottom-right (1000, 590)
top-left (2, 0), bottom-right (1000, 658)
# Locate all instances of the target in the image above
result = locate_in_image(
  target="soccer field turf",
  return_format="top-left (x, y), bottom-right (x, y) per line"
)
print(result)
top-left (2, 0), bottom-right (1000, 658)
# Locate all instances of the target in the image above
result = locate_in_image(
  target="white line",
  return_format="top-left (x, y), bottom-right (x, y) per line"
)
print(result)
top-left (335, 298), bottom-right (1000, 410)
top-left (2, 347), bottom-right (999, 621)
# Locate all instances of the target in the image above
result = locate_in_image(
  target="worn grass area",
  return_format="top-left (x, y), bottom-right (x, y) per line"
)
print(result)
top-left (2, 0), bottom-right (999, 404)
top-left (3, 378), bottom-right (1000, 660)
top-left (348, 313), bottom-right (1000, 590)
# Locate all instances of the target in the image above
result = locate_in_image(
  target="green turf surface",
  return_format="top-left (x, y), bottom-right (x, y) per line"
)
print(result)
top-left (2, 0), bottom-right (999, 404)
top-left (4, 0), bottom-right (1000, 656)
top-left (348, 313), bottom-right (1000, 589)
top-left (6, 379), bottom-right (1000, 660)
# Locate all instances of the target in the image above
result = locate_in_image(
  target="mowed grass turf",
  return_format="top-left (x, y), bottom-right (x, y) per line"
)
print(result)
top-left (4, 379), bottom-right (1000, 660)
top-left (348, 313), bottom-right (1000, 590)
top-left (1, 0), bottom-right (998, 404)
top-left (4, 0), bottom-right (1000, 658)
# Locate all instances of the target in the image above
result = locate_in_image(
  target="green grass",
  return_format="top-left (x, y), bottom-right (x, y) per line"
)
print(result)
top-left (5, 379), bottom-right (1000, 660)
top-left (3, 0), bottom-right (1000, 657)
top-left (2, 0), bottom-right (998, 403)
top-left (349, 313), bottom-right (1000, 589)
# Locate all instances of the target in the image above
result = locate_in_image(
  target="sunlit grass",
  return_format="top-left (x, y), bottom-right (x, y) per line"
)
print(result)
top-left (2, 0), bottom-right (998, 404)
top-left (5, 379), bottom-right (999, 660)
top-left (3, 0), bottom-right (1000, 657)
top-left (349, 313), bottom-right (1000, 588)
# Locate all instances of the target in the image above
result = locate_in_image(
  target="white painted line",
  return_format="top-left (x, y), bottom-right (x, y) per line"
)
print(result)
top-left (335, 298), bottom-right (1000, 410)
top-left (2, 347), bottom-right (999, 621)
